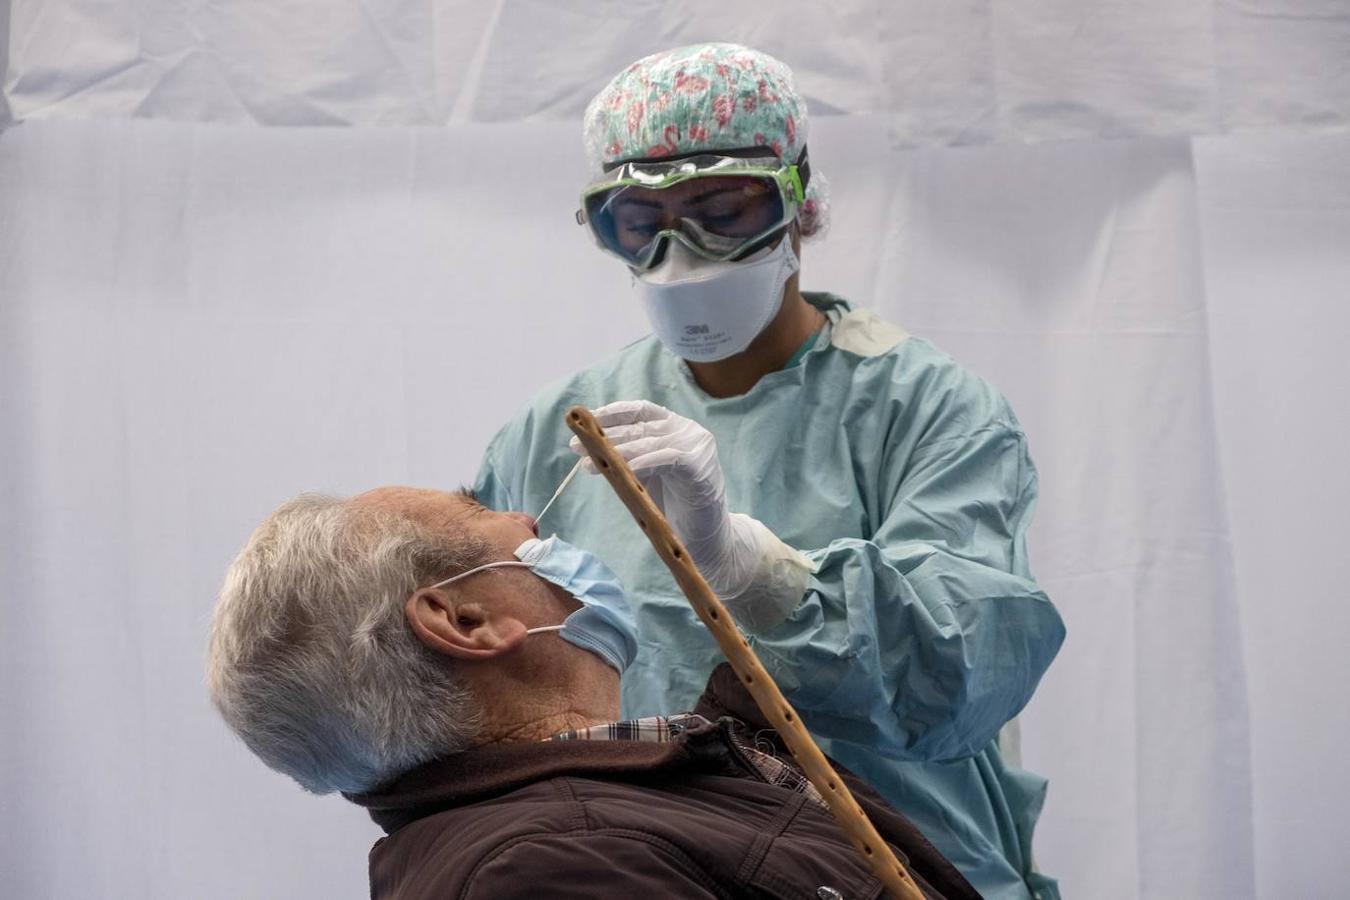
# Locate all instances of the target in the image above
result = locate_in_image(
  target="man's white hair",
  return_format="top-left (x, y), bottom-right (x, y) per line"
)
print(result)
top-left (207, 493), bottom-right (485, 795)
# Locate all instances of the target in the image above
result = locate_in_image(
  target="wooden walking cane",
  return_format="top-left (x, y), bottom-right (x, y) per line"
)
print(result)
top-left (566, 406), bottom-right (925, 900)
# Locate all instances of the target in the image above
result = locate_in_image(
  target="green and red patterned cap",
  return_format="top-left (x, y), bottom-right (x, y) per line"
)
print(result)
top-left (582, 43), bottom-right (829, 237)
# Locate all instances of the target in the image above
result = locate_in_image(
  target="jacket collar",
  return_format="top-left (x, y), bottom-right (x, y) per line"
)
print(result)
top-left (346, 667), bottom-right (754, 835)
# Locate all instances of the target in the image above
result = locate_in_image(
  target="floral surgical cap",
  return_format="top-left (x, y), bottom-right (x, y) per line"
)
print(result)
top-left (582, 42), bottom-right (829, 238)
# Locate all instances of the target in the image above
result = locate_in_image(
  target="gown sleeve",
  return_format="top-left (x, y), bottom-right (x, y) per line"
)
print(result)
top-left (749, 421), bottom-right (1066, 763)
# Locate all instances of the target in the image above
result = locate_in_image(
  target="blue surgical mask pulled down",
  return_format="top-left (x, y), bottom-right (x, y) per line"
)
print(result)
top-left (433, 535), bottom-right (638, 675)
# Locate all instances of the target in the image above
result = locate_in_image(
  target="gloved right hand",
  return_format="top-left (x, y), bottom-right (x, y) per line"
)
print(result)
top-left (569, 400), bottom-right (816, 630)
top-left (569, 400), bottom-right (739, 579)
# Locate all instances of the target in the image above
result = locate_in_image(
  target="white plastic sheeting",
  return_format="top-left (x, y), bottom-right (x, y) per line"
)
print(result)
top-left (3, 3), bottom-right (1349, 899)
top-left (0, 114), bottom-right (1266, 900)
top-left (1194, 130), bottom-right (1350, 900)
top-left (4, 0), bottom-right (1350, 142)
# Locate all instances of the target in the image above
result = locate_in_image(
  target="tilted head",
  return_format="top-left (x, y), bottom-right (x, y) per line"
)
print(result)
top-left (207, 488), bottom-right (618, 795)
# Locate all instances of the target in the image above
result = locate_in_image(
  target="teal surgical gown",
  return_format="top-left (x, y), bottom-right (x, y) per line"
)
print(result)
top-left (475, 293), bottom-right (1066, 899)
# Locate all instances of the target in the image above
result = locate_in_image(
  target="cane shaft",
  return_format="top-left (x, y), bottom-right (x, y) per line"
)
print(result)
top-left (566, 406), bottom-right (923, 900)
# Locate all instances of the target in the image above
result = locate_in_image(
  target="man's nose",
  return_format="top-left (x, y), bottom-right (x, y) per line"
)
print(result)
top-left (508, 512), bottom-right (538, 536)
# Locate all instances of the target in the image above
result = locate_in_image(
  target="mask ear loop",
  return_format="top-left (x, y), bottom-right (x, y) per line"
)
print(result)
top-left (430, 561), bottom-right (530, 590)
top-left (429, 563), bottom-right (567, 636)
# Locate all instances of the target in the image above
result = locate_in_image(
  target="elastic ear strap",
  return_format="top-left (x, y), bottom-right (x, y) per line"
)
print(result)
top-left (431, 561), bottom-right (531, 589)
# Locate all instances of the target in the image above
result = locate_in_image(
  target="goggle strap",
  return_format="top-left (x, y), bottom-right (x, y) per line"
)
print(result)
top-left (731, 224), bottom-right (793, 262)
top-left (795, 144), bottom-right (811, 195)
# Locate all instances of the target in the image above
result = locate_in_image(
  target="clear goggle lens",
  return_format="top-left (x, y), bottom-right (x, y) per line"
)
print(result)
top-left (579, 157), bottom-right (803, 270)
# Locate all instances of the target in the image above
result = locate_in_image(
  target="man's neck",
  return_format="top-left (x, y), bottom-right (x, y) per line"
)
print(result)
top-left (480, 710), bottom-right (606, 745)
top-left (686, 282), bottom-right (825, 399)
top-left (470, 680), bottom-right (621, 747)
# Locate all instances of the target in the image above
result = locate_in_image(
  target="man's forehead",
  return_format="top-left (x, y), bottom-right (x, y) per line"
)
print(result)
top-left (352, 486), bottom-right (471, 525)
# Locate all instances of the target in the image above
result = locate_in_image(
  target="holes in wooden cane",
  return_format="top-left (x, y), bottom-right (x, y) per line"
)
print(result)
top-left (672, 547), bottom-right (683, 559)
top-left (783, 710), bottom-right (795, 723)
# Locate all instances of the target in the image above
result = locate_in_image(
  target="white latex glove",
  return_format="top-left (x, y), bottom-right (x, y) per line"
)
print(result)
top-left (570, 400), bottom-right (815, 630)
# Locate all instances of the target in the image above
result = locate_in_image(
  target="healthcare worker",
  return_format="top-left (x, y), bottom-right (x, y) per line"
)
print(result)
top-left (475, 43), bottom-right (1066, 900)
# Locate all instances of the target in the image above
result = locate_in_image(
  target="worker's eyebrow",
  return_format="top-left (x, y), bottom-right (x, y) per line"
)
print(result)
top-left (618, 195), bottom-right (662, 209)
top-left (456, 486), bottom-right (481, 504)
top-left (687, 186), bottom-right (746, 205)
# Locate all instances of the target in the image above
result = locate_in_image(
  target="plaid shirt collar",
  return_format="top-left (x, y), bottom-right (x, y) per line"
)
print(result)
top-left (548, 713), bottom-right (708, 744)
top-left (548, 713), bottom-right (825, 809)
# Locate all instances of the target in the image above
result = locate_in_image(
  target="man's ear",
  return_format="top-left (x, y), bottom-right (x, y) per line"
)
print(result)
top-left (405, 588), bottom-right (528, 660)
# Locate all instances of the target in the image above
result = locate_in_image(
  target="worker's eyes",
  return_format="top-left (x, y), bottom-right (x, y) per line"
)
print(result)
top-left (616, 215), bottom-right (662, 236)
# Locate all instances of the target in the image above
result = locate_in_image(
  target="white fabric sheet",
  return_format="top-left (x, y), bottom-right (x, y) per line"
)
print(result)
top-left (822, 130), bottom-right (1256, 899)
top-left (3, 3), bottom-right (1348, 896)
top-left (0, 118), bottom-right (643, 900)
top-left (4, 0), bottom-right (1349, 142)
top-left (2, 114), bottom-right (1290, 899)
top-left (1195, 130), bottom-right (1350, 900)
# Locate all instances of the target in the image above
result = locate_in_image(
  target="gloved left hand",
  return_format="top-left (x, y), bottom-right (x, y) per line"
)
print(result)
top-left (569, 400), bottom-right (815, 630)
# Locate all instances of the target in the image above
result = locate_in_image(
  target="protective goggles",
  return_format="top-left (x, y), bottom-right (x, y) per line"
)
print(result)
top-left (577, 154), bottom-right (806, 271)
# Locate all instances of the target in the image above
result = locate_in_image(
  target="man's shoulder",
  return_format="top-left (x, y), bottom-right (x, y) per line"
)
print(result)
top-left (370, 771), bottom-right (755, 899)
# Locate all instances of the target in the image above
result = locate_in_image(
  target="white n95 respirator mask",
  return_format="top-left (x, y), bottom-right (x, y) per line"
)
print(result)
top-left (634, 235), bottom-right (799, 363)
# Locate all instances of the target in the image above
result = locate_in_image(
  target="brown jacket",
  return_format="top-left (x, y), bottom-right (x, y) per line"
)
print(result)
top-left (347, 665), bottom-right (979, 899)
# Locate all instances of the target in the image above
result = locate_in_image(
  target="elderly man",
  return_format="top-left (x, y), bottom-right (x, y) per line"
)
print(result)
top-left (208, 486), bottom-right (978, 899)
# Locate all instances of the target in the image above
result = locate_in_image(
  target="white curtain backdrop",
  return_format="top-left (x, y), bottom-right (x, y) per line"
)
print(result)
top-left (2, 3), bottom-right (1347, 898)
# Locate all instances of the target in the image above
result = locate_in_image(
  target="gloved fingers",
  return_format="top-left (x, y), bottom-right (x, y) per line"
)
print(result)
top-left (593, 420), bottom-right (682, 447)
top-left (588, 399), bottom-right (678, 428)
top-left (607, 439), bottom-right (685, 472)
top-left (568, 449), bottom-right (668, 484)
top-left (567, 435), bottom-right (684, 481)
top-left (622, 447), bottom-right (722, 497)
top-left (572, 423), bottom-right (696, 461)
top-left (567, 435), bottom-right (593, 464)
top-left (623, 447), bottom-right (711, 513)
top-left (566, 435), bottom-right (609, 476)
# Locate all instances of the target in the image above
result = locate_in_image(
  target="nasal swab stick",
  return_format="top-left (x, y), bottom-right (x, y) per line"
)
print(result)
top-left (534, 458), bottom-right (583, 528)
top-left (566, 406), bottom-right (923, 900)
